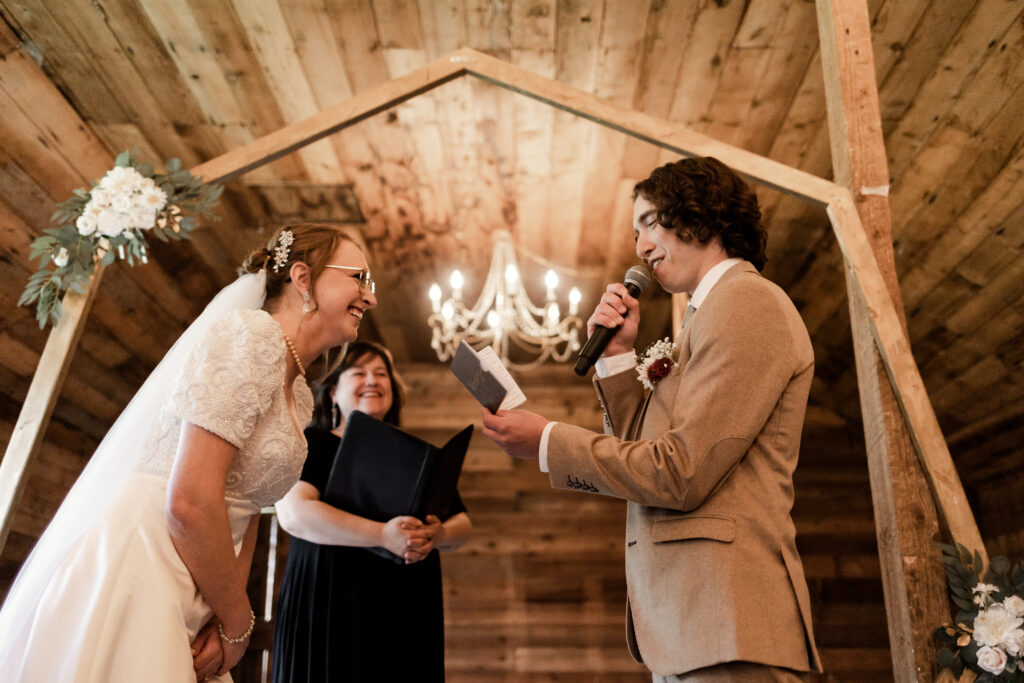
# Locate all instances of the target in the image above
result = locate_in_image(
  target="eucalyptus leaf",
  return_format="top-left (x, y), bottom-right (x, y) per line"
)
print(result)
top-left (952, 596), bottom-right (974, 611)
top-left (936, 647), bottom-right (957, 668)
top-left (933, 626), bottom-right (956, 646)
top-left (955, 609), bottom-right (978, 624)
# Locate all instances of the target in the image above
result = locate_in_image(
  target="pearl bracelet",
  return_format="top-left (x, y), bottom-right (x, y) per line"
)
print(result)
top-left (218, 609), bottom-right (256, 644)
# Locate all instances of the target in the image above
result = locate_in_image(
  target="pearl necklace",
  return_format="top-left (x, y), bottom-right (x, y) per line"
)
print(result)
top-left (281, 331), bottom-right (306, 378)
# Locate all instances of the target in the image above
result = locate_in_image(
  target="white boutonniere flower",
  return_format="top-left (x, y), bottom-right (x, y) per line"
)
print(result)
top-left (635, 337), bottom-right (676, 391)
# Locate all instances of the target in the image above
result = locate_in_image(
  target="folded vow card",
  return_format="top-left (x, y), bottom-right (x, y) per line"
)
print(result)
top-left (449, 340), bottom-right (526, 413)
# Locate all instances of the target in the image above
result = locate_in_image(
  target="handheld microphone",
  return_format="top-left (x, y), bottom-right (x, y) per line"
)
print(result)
top-left (573, 265), bottom-right (652, 376)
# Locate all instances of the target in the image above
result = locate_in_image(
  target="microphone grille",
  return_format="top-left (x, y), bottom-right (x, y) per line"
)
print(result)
top-left (624, 265), bottom-right (652, 294)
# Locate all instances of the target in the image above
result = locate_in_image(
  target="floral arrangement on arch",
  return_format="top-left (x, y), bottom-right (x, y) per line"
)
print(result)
top-left (934, 543), bottom-right (1024, 681)
top-left (19, 148), bottom-right (222, 328)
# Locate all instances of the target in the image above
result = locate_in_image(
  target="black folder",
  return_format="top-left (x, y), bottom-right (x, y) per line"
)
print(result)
top-left (321, 411), bottom-right (472, 563)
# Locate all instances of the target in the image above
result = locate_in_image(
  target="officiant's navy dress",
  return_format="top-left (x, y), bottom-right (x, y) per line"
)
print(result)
top-left (272, 426), bottom-right (466, 682)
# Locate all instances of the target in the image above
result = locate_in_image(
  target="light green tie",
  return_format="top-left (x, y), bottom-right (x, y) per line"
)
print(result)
top-left (681, 303), bottom-right (697, 330)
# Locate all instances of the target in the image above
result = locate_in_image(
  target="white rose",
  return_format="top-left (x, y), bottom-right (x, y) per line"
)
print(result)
top-left (90, 188), bottom-right (110, 206)
top-left (96, 209), bottom-right (124, 237)
top-left (974, 604), bottom-right (1024, 648)
top-left (1003, 628), bottom-right (1024, 656)
top-left (100, 166), bottom-right (128, 190)
top-left (53, 247), bottom-right (69, 267)
top-left (1004, 595), bottom-right (1024, 618)
top-left (130, 208), bottom-right (157, 230)
top-left (975, 645), bottom-right (1008, 675)
top-left (123, 166), bottom-right (145, 184)
top-left (101, 166), bottom-right (144, 194)
top-left (76, 213), bottom-right (97, 235)
top-left (112, 193), bottom-right (133, 213)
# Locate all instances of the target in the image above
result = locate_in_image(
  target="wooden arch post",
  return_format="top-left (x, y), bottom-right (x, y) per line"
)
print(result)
top-left (3, 33), bottom-right (983, 682)
top-left (817, 1), bottom-right (951, 680)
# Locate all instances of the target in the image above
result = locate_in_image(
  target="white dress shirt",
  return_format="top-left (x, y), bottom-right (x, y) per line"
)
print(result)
top-left (538, 258), bottom-right (743, 471)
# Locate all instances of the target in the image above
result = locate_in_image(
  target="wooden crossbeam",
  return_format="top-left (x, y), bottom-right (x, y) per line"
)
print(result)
top-left (188, 57), bottom-right (467, 184)
top-left (826, 191), bottom-right (985, 556)
top-left (451, 48), bottom-right (838, 207)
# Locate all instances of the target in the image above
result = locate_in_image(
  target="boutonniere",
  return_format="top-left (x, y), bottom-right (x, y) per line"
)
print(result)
top-left (636, 337), bottom-right (677, 391)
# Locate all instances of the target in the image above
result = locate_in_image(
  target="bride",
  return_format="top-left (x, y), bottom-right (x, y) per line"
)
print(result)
top-left (0, 223), bottom-right (378, 681)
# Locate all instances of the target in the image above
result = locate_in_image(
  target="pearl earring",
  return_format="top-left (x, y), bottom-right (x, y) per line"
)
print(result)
top-left (302, 291), bottom-right (316, 315)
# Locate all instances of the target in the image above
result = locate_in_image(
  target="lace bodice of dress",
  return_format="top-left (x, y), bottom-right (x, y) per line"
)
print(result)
top-left (136, 309), bottom-right (313, 509)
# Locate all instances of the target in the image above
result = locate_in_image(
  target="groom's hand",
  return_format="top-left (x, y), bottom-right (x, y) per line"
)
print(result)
top-left (191, 620), bottom-right (224, 681)
top-left (480, 407), bottom-right (548, 459)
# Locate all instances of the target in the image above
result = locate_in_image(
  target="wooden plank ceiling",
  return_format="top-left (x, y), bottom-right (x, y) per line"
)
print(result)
top-left (1, 1), bottom-right (1022, 679)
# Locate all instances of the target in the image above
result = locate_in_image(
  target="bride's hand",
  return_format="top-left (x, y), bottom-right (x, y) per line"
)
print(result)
top-left (216, 637), bottom-right (250, 675)
top-left (191, 620), bottom-right (224, 681)
top-left (214, 609), bottom-right (254, 675)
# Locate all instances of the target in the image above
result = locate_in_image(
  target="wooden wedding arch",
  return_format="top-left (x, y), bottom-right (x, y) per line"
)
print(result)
top-left (0, 2), bottom-right (983, 680)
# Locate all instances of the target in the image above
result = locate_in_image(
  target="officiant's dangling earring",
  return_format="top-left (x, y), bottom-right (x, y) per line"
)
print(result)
top-left (302, 290), bottom-right (316, 315)
top-left (331, 404), bottom-right (341, 429)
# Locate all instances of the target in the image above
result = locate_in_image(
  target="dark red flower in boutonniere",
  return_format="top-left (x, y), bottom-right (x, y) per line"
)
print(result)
top-left (647, 357), bottom-right (673, 384)
top-left (636, 337), bottom-right (676, 390)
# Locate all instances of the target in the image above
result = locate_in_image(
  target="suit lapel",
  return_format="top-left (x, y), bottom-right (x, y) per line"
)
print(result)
top-left (635, 262), bottom-right (756, 440)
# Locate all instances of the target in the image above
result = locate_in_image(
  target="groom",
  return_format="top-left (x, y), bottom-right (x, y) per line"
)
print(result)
top-left (482, 157), bottom-right (823, 681)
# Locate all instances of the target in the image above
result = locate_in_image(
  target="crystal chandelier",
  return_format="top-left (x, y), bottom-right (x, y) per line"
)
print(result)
top-left (427, 231), bottom-right (583, 370)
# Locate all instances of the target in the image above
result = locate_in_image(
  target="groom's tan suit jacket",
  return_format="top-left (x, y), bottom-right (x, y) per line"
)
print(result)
top-left (547, 262), bottom-right (823, 678)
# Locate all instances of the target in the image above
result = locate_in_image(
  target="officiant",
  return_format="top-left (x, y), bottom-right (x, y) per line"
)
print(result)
top-left (272, 341), bottom-right (473, 682)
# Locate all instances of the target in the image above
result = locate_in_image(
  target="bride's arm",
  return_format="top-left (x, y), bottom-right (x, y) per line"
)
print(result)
top-left (237, 515), bottom-right (260, 582)
top-left (167, 422), bottom-right (253, 670)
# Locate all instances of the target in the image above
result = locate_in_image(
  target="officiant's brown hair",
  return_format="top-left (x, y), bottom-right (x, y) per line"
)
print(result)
top-left (311, 341), bottom-right (407, 431)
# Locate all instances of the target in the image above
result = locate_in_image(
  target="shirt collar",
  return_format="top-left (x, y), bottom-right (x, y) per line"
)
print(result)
top-left (689, 257), bottom-right (744, 309)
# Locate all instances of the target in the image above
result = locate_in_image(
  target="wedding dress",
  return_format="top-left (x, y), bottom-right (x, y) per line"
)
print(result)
top-left (0, 307), bottom-right (312, 682)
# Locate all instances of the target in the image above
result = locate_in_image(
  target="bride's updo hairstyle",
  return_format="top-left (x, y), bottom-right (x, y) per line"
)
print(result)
top-left (241, 222), bottom-right (358, 304)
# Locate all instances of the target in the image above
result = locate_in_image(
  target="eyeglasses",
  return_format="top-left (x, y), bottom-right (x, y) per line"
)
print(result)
top-left (323, 265), bottom-right (376, 294)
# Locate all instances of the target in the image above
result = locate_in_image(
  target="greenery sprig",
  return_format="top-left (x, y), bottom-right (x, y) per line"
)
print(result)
top-left (19, 148), bottom-right (222, 328)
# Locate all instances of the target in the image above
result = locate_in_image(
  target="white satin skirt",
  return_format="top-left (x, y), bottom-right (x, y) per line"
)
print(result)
top-left (2, 472), bottom-right (253, 682)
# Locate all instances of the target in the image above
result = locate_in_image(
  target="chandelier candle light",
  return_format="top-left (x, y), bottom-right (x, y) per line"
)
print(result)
top-left (428, 231), bottom-right (583, 371)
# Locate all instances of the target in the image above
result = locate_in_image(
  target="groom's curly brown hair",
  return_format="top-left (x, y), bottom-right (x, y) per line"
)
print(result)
top-left (633, 157), bottom-right (768, 272)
